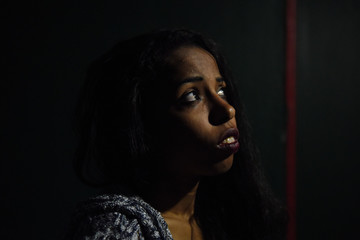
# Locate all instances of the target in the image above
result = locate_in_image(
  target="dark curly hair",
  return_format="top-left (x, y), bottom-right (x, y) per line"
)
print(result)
top-left (74, 29), bottom-right (287, 240)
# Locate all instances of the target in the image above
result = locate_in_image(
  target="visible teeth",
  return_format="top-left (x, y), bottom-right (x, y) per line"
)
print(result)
top-left (222, 136), bottom-right (235, 144)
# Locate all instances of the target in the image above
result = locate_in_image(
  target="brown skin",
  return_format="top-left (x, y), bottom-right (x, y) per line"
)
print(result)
top-left (143, 46), bottom-right (237, 240)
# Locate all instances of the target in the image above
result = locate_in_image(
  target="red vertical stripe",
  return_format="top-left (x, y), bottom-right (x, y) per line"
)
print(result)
top-left (286, 0), bottom-right (297, 240)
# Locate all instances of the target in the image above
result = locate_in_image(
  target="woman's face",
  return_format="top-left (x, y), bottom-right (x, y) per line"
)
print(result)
top-left (151, 46), bottom-right (239, 179)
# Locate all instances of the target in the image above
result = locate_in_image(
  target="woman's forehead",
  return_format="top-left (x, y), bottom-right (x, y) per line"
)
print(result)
top-left (164, 46), bottom-right (221, 83)
top-left (166, 46), bottom-right (216, 66)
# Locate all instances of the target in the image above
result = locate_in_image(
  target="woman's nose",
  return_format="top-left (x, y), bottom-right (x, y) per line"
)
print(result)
top-left (208, 95), bottom-right (236, 125)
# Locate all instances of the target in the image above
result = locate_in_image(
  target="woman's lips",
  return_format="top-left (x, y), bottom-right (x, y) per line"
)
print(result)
top-left (217, 128), bottom-right (240, 154)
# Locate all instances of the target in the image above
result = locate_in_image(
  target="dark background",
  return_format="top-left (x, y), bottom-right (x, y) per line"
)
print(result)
top-left (2, 0), bottom-right (359, 239)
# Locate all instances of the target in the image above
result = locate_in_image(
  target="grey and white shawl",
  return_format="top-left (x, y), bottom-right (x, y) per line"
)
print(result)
top-left (68, 194), bottom-right (174, 240)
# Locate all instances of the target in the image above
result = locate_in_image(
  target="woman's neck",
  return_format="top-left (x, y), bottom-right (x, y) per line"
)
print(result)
top-left (160, 182), bottom-right (199, 219)
top-left (142, 176), bottom-right (200, 220)
top-left (141, 174), bottom-right (204, 240)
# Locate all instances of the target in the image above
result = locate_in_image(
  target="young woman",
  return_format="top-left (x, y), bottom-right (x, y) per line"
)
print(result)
top-left (69, 29), bottom-right (286, 240)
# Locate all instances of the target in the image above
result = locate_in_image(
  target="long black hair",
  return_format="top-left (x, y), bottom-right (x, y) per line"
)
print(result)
top-left (75, 29), bottom-right (287, 240)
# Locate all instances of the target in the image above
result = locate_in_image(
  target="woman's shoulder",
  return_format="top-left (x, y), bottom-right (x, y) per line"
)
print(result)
top-left (67, 194), bottom-right (173, 240)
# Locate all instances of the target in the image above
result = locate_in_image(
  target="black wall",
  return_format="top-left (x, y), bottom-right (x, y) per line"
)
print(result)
top-left (297, 1), bottom-right (360, 239)
top-left (2, 0), bottom-right (359, 239)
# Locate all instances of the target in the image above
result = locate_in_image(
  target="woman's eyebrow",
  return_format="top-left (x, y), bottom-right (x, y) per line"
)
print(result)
top-left (176, 76), bottom-right (203, 87)
top-left (176, 76), bottom-right (225, 87)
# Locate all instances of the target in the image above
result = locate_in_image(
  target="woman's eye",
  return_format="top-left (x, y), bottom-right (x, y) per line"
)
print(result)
top-left (181, 91), bottom-right (200, 103)
top-left (217, 88), bottom-right (227, 99)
